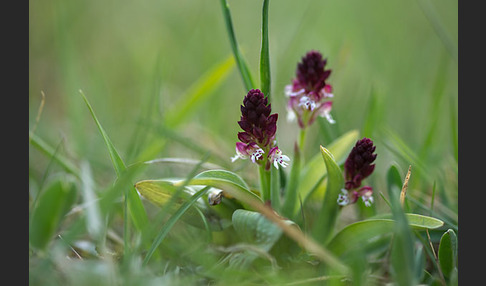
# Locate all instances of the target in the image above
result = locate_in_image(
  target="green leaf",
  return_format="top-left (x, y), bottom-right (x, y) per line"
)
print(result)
top-left (297, 130), bottom-right (359, 208)
top-left (80, 90), bottom-right (148, 232)
top-left (29, 176), bottom-right (77, 250)
top-left (219, 0), bottom-right (256, 91)
top-left (312, 146), bottom-right (345, 244)
top-left (186, 169), bottom-right (262, 207)
top-left (232, 209), bottom-right (284, 251)
top-left (371, 213), bottom-right (444, 230)
top-left (29, 134), bottom-right (80, 179)
top-left (388, 173), bottom-right (416, 286)
top-left (438, 229), bottom-right (457, 279)
top-left (259, 0), bottom-right (271, 99)
top-left (229, 209), bottom-right (289, 268)
top-left (327, 214), bottom-right (443, 257)
top-left (142, 186), bottom-right (211, 265)
top-left (134, 180), bottom-right (230, 231)
top-left (165, 55), bottom-right (235, 127)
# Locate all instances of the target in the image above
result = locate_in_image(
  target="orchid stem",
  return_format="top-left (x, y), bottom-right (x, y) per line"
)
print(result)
top-left (259, 162), bottom-right (271, 203)
top-left (298, 128), bottom-right (307, 162)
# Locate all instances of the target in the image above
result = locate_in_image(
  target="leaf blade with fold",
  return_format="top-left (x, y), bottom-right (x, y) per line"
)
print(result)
top-left (312, 146), bottom-right (344, 244)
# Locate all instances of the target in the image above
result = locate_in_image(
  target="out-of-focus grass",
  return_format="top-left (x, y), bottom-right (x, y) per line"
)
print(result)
top-left (30, 0), bottom-right (457, 284)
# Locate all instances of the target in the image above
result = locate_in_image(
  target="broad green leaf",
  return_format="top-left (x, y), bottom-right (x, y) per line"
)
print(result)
top-left (134, 180), bottom-right (230, 231)
top-left (229, 209), bottom-right (289, 268)
top-left (370, 213), bottom-right (444, 230)
top-left (327, 214), bottom-right (443, 257)
top-left (312, 146), bottom-right (345, 244)
top-left (438, 229), bottom-right (457, 279)
top-left (80, 90), bottom-right (148, 232)
top-left (29, 176), bottom-right (77, 250)
top-left (297, 130), bottom-right (359, 206)
top-left (142, 186), bottom-right (211, 265)
top-left (165, 55), bottom-right (235, 127)
top-left (232, 209), bottom-right (284, 251)
top-left (185, 169), bottom-right (262, 206)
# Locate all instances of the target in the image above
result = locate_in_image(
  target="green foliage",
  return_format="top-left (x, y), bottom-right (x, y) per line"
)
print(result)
top-left (29, 0), bottom-right (457, 284)
top-left (311, 145), bottom-right (345, 245)
top-left (29, 175), bottom-right (77, 251)
top-left (438, 229), bottom-right (458, 280)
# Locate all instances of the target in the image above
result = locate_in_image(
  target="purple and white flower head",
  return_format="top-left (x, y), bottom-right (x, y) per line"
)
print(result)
top-left (285, 50), bottom-right (335, 128)
top-left (338, 138), bottom-right (377, 207)
top-left (232, 89), bottom-right (290, 170)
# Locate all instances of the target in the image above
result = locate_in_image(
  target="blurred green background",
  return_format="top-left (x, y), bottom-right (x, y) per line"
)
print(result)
top-left (29, 0), bottom-right (457, 209)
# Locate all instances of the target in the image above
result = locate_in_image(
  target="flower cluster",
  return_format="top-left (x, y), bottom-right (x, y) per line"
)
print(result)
top-left (337, 138), bottom-right (377, 207)
top-left (232, 89), bottom-right (290, 170)
top-left (285, 50), bottom-right (335, 128)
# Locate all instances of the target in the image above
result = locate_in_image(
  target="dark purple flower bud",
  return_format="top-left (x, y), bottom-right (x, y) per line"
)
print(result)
top-left (295, 50), bottom-right (332, 98)
top-left (285, 50), bottom-right (335, 128)
top-left (344, 138), bottom-right (377, 190)
top-left (237, 89), bottom-right (278, 147)
top-left (232, 89), bottom-right (290, 170)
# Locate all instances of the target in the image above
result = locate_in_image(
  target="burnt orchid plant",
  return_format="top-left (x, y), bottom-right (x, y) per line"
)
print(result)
top-left (231, 89), bottom-right (290, 204)
top-left (231, 89), bottom-right (290, 170)
top-left (122, 2), bottom-right (452, 284)
top-left (338, 137), bottom-right (377, 207)
top-left (285, 50), bottom-right (335, 149)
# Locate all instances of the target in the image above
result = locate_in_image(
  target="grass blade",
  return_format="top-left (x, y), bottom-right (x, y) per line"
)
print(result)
top-left (142, 186), bottom-right (211, 265)
top-left (388, 169), bottom-right (416, 286)
top-left (29, 134), bottom-right (80, 178)
top-left (259, 0), bottom-right (271, 99)
top-left (80, 161), bottom-right (104, 243)
top-left (165, 55), bottom-right (235, 127)
top-left (80, 90), bottom-right (148, 233)
top-left (219, 0), bottom-right (256, 91)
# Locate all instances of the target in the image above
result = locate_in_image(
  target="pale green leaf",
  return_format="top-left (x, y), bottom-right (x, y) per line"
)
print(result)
top-left (312, 146), bottom-right (345, 244)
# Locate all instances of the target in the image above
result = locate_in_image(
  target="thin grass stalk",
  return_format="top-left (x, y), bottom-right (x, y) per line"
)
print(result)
top-left (142, 186), bottom-right (211, 265)
top-left (219, 0), bottom-right (256, 91)
top-left (259, 0), bottom-right (271, 100)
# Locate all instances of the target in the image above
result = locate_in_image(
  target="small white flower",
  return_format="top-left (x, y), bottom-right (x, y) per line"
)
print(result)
top-left (231, 142), bottom-right (264, 164)
top-left (337, 189), bottom-right (349, 206)
top-left (361, 192), bottom-right (374, 207)
top-left (285, 85), bottom-right (305, 97)
top-left (286, 108), bottom-right (297, 122)
top-left (318, 101), bottom-right (335, 124)
top-left (298, 96), bottom-right (317, 111)
top-left (269, 146), bottom-right (290, 169)
top-left (250, 148), bottom-right (265, 163)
